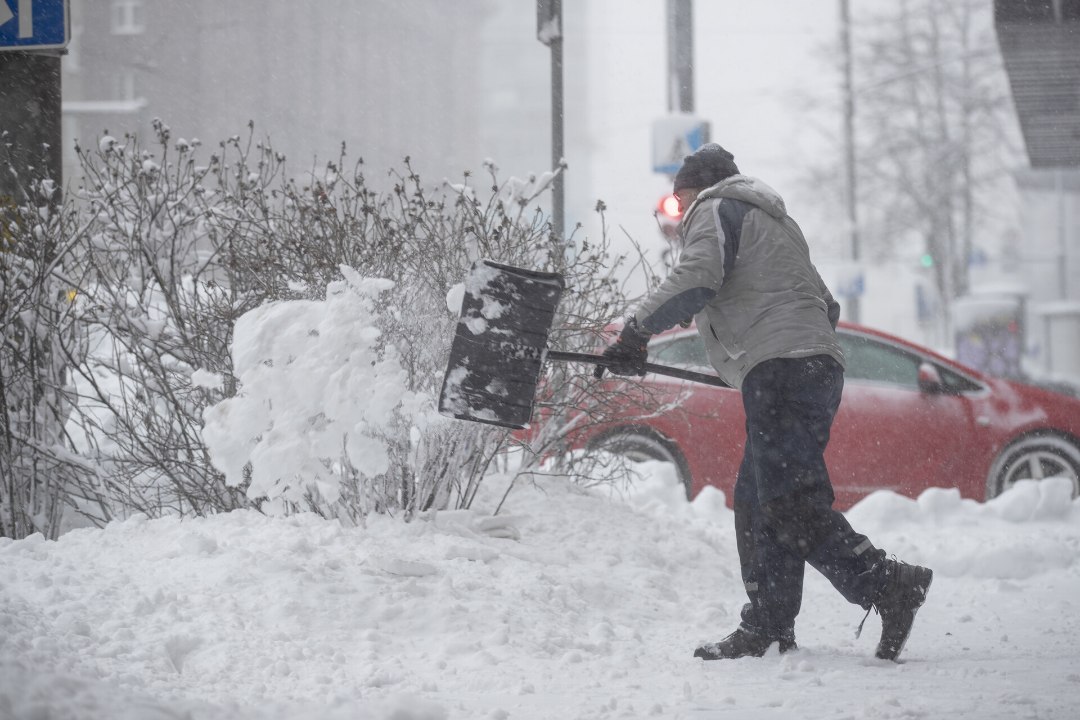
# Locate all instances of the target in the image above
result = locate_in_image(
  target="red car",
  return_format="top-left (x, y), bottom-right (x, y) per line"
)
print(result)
top-left (579, 322), bottom-right (1080, 509)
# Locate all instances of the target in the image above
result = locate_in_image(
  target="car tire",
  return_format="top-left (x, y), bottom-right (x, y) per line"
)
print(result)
top-left (588, 428), bottom-right (693, 500)
top-left (986, 434), bottom-right (1080, 499)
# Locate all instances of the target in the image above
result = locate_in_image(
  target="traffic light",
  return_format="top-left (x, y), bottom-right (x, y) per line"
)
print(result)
top-left (919, 253), bottom-right (934, 268)
top-left (658, 194), bottom-right (682, 222)
top-left (656, 194), bottom-right (682, 242)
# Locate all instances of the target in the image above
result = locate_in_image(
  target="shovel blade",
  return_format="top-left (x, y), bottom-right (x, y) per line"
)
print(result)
top-left (438, 260), bottom-right (566, 429)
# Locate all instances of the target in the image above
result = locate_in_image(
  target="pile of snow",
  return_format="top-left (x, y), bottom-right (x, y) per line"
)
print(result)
top-left (202, 268), bottom-right (434, 514)
top-left (3, 470), bottom-right (1080, 720)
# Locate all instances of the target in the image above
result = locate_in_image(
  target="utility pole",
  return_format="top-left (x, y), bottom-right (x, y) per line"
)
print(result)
top-left (0, 52), bottom-right (62, 205)
top-left (654, 0), bottom-right (706, 253)
top-left (1057, 169), bottom-right (1069, 300)
top-left (840, 0), bottom-right (861, 324)
top-left (667, 0), bottom-right (694, 113)
top-left (0, 0), bottom-right (68, 208)
top-left (538, 0), bottom-right (565, 242)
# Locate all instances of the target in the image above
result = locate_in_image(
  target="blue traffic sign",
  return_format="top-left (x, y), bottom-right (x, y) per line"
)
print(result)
top-left (652, 115), bottom-right (711, 176)
top-left (837, 273), bottom-right (865, 298)
top-left (0, 0), bottom-right (68, 51)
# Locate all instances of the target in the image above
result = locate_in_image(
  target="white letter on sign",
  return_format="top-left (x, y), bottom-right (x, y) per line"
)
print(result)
top-left (18, 0), bottom-right (32, 38)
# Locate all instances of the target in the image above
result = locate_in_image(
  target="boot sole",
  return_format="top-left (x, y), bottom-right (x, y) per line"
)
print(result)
top-left (878, 570), bottom-right (933, 662)
top-left (694, 640), bottom-right (798, 660)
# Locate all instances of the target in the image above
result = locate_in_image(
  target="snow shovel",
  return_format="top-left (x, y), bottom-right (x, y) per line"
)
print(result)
top-left (438, 259), bottom-right (730, 430)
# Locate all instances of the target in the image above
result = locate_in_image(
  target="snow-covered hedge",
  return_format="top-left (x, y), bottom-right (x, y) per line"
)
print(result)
top-left (1, 121), bottom-right (652, 537)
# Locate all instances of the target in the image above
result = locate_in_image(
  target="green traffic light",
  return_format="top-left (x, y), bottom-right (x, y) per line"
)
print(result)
top-left (920, 254), bottom-right (934, 268)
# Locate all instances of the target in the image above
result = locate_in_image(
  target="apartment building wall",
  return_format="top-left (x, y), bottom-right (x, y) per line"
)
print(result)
top-left (61, 0), bottom-right (490, 188)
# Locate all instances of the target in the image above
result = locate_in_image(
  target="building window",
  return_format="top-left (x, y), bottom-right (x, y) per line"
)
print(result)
top-left (113, 70), bottom-right (136, 101)
top-left (111, 1), bottom-right (144, 35)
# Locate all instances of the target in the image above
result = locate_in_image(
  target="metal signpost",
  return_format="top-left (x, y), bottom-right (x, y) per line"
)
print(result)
top-left (537, 0), bottom-right (564, 243)
top-left (0, 0), bottom-right (69, 204)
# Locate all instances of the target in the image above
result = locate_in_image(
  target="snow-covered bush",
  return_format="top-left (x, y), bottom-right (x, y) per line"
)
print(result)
top-left (64, 120), bottom-right (253, 519)
top-left (4, 120), bottom-right (657, 529)
top-left (195, 143), bottom-right (657, 519)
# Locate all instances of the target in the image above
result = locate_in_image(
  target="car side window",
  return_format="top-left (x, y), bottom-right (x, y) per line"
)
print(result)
top-left (938, 365), bottom-right (982, 393)
top-left (650, 335), bottom-right (709, 368)
top-left (838, 333), bottom-right (920, 388)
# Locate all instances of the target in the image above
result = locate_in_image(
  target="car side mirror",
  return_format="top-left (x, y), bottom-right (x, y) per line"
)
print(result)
top-left (917, 363), bottom-right (945, 394)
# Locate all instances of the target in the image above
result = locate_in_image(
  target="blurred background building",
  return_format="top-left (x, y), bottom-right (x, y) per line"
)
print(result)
top-left (60, 0), bottom-right (602, 253)
top-left (61, 0), bottom-right (491, 186)
top-left (993, 0), bottom-right (1080, 385)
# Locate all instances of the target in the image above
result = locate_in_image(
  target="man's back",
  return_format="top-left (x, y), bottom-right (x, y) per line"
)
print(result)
top-left (681, 175), bottom-right (843, 388)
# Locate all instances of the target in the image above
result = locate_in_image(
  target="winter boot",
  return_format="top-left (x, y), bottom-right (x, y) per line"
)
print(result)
top-left (872, 560), bottom-right (933, 661)
top-left (694, 627), bottom-right (797, 660)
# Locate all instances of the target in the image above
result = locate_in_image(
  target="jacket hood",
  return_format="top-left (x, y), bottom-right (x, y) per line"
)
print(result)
top-left (696, 175), bottom-right (787, 219)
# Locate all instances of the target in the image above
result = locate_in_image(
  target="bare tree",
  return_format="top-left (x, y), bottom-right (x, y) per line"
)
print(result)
top-left (862, 1), bottom-right (1020, 322)
top-left (805, 0), bottom-right (1020, 337)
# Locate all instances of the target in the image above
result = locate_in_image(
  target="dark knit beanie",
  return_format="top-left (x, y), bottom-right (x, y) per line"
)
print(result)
top-left (672, 143), bottom-right (740, 192)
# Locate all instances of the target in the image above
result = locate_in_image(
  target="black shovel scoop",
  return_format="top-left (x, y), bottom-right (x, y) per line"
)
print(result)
top-left (438, 260), bottom-right (730, 430)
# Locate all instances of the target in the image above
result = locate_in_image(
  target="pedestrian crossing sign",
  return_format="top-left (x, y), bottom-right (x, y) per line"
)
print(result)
top-left (652, 115), bottom-right (711, 176)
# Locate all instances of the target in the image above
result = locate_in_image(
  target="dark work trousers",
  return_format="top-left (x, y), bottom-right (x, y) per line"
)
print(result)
top-left (734, 355), bottom-right (887, 639)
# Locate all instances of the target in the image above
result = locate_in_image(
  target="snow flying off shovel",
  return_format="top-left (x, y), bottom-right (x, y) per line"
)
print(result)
top-left (438, 260), bottom-right (730, 430)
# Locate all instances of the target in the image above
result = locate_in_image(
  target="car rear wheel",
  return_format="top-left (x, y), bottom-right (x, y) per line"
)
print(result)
top-left (986, 434), bottom-right (1080, 499)
top-left (588, 429), bottom-right (693, 500)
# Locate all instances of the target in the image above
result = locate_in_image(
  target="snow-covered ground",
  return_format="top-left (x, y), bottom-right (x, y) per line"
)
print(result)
top-left (2, 467), bottom-right (1080, 720)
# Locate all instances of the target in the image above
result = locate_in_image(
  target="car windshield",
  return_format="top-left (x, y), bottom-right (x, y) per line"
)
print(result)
top-left (650, 334), bottom-right (709, 368)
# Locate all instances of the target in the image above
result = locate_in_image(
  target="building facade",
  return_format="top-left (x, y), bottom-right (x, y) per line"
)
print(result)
top-left (61, 0), bottom-right (491, 188)
top-left (995, 0), bottom-right (1080, 383)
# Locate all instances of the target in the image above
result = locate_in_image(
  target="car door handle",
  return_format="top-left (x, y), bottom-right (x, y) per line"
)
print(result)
top-left (976, 415), bottom-right (991, 427)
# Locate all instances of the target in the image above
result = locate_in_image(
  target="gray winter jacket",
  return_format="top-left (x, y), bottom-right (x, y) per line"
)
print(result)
top-left (635, 175), bottom-right (844, 390)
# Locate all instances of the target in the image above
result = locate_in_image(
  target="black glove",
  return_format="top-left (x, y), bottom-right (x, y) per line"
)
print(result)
top-left (594, 319), bottom-right (650, 379)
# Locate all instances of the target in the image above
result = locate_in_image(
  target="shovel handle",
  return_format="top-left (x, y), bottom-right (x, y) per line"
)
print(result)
top-left (545, 350), bottom-right (731, 389)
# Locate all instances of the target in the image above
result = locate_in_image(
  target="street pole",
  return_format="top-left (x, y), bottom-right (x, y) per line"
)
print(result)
top-left (0, 51), bottom-right (63, 206)
top-left (840, 0), bottom-right (861, 324)
top-left (538, 0), bottom-right (564, 242)
top-left (667, 0), bottom-right (694, 113)
top-left (551, 0), bottom-right (564, 243)
top-left (1057, 169), bottom-right (1068, 300)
